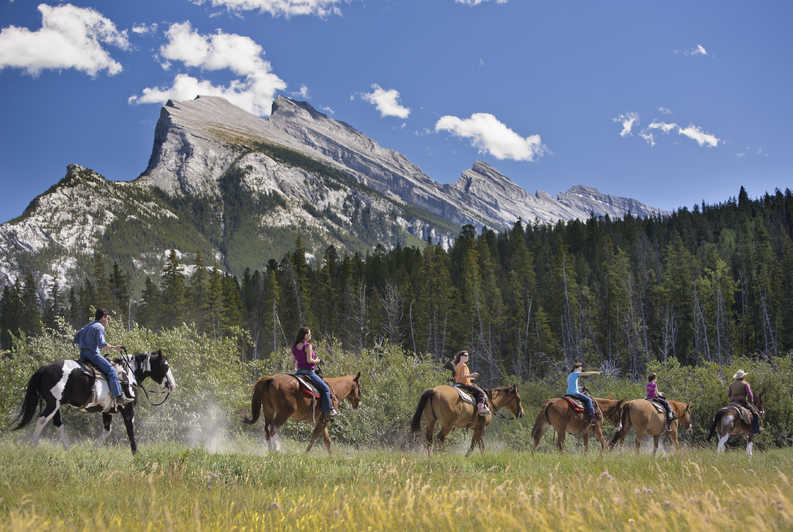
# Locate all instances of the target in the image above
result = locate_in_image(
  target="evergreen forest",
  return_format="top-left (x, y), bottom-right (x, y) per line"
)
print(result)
top-left (2, 186), bottom-right (792, 384)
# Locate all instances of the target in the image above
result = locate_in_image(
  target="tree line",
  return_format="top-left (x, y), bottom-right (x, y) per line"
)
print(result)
top-left (2, 186), bottom-right (792, 384)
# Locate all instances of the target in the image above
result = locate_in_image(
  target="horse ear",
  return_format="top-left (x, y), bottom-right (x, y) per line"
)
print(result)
top-left (354, 371), bottom-right (361, 382)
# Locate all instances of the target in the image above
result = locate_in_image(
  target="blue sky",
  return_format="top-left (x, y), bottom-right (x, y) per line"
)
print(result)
top-left (1, 1), bottom-right (791, 224)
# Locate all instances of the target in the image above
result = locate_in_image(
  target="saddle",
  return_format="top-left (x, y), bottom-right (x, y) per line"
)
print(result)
top-left (726, 402), bottom-right (754, 425)
top-left (453, 385), bottom-right (475, 405)
top-left (291, 374), bottom-right (320, 398)
top-left (563, 394), bottom-right (586, 412)
top-left (648, 399), bottom-right (667, 415)
top-left (77, 358), bottom-right (133, 403)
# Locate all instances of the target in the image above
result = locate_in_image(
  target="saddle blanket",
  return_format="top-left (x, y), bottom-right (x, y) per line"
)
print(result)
top-left (726, 402), bottom-right (754, 425)
top-left (454, 385), bottom-right (475, 404)
top-left (291, 374), bottom-right (320, 398)
top-left (563, 394), bottom-right (585, 412)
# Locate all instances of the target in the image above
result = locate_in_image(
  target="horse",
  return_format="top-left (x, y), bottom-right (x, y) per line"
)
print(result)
top-left (707, 393), bottom-right (764, 456)
top-left (12, 350), bottom-right (176, 454)
top-left (243, 372), bottom-right (361, 455)
top-left (609, 399), bottom-right (692, 454)
top-left (410, 384), bottom-right (524, 456)
top-left (531, 396), bottom-right (625, 453)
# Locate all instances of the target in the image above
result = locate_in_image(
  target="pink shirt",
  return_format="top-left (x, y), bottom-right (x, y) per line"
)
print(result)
top-left (646, 381), bottom-right (658, 399)
top-left (292, 343), bottom-right (315, 371)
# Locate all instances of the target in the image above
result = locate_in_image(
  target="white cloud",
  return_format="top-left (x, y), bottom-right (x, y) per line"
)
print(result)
top-left (193, 0), bottom-right (346, 18)
top-left (362, 84), bottom-right (410, 119)
top-left (677, 43), bottom-right (709, 56)
top-left (132, 22), bottom-right (158, 35)
top-left (658, 106), bottom-right (672, 115)
top-left (290, 84), bottom-right (310, 99)
top-left (678, 124), bottom-right (720, 147)
top-left (639, 131), bottom-right (655, 147)
top-left (613, 112), bottom-right (639, 137)
top-left (455, 0), bottom-right (509, 5)
top-left (0, 3), bottom-right (129, 76)
top-left (435, 113), bottom-right (546, 162)
top-left (648, 121), bottom-right (678, 133)
top-left (129, 22), bottom-right (286, 116)
top-left (320, 105), bottom-right (335, 115)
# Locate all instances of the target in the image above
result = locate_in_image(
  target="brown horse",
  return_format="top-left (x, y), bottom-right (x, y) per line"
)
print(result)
top-left (609, 399), bottom-right (692, 454)
top-left (243, 372), bottom-right (361, 454)
top-left (410, 385), bottom-right (524, 456)
top-left (531, 397), bottom-right (624, 453)
top-left (708, 393), bottom-right (764, 456)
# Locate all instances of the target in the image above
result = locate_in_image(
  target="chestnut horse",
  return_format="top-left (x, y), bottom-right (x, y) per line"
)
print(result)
top-left (531, 397), bottom-right (624, 453)
top-left (707, 393), bottom-right (764, 456)
top-left (243, 372), bottom-right (361, 454)
top-left (410, 385), bottom-right (524, 456)
top-left (609, 399), bottom-right (692, 454)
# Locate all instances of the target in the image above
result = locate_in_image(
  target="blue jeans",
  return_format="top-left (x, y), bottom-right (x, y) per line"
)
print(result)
top-left (569, 392), bottom-right (594, 415)
top-left (296, 369), bottom-right (333, 413)
top-left (80, 350), bottom-right (123, 398)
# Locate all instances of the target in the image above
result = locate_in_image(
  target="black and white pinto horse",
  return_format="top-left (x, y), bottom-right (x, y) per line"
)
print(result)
top-left (13, 350), bottom-right (176, 454)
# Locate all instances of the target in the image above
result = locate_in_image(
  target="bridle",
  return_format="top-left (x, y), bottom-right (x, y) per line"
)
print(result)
top-left (118, 347), bottom-right (172, 407)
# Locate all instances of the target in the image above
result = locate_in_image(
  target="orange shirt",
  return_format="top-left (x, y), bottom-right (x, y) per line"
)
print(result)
top-left (455, 362), bottom-right (472, 386)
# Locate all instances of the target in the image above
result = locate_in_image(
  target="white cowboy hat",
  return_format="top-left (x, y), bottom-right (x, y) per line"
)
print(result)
top-left (733, 369), bottom-right (747, 379)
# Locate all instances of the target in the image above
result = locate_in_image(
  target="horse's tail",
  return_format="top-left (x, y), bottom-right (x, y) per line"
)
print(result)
top-left (13, 368), bottom-right (42, 430)
top-left (707, 409), bottom-right (725, 441)
top-left (610, 402), bottom-right (631, 447)
top-left (531, 400), bottom-right (552, 446)
top-left (411, 389), bottom-right (435, 433)
top-left (243, 377), bottom-right (272, 425)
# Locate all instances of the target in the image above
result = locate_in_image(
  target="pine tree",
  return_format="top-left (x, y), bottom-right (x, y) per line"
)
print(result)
top-left (160, 250), bottom-right (187, 329)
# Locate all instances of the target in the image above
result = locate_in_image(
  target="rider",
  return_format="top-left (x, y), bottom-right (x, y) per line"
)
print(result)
top-left (73, 308), bottom-right (131, 410)
top-left (728, 369), bottom-right (760, 434)
top-left (646, 372), bottom-right (676, 432)
top-left (292, 326), bottom-right (338, 418)
top-left (566, 362), bottom-right (601, 421)
top-left (452, 350), bottom-right (491, 416)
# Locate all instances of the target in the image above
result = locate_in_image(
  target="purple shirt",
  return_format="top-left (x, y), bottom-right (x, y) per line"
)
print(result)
top-left (646, 381), bottom-right (658, 399)
top-left (292, 343), bottom-right (315, 371)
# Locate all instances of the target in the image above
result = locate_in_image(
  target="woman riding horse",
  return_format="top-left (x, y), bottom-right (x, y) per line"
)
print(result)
top-left (292, 326), bottom-right (338, 419)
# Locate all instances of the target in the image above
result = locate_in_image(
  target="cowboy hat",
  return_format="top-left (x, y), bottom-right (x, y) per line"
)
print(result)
top-left (733, 369), bottom-right (747, 379)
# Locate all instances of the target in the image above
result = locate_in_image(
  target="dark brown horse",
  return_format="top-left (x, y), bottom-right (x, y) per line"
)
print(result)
top-left (531, 397), bottom-right (624, 453)
top-left (609, 399), bottom-right (692, 454)
top-left (243, 372), bottom-right (361, 454)
top-left (708, 393), bottom-right (764, 456)
top-left (410, 385), bottom-right (524, 456)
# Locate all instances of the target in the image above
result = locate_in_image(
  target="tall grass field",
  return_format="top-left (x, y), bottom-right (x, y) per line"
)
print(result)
top-left (0, 440), bottom-right (791, 531)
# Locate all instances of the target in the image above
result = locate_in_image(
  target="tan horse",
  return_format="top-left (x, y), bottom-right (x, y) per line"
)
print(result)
top-left (410, 385), bottom-right (524, 456)
top-left (531, 397), bottom-right (624, 453)
top-left (243, 372), bottom-right (361, 455)
top-left (707, 393), bottom-right (764, 456)
top-left (609, 399), bottom-right (692, 454)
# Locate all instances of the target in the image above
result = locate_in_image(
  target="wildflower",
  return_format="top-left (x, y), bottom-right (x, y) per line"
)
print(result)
top-left (269, 502), bottom-right (280, 511)
top-left (599, 471), bottom-right (614, 481)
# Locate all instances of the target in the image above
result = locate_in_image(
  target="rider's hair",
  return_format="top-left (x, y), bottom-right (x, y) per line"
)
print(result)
top-left (95, 308), bottom-right (108, 321)
top-left (293, 326), bottom-right (310, 348)
top-left (452, 350), bottom-right (469, 367)
top-left (569, 361), bottom-right (583, 373)
top-left (648, 372), bottom-right (657, 382)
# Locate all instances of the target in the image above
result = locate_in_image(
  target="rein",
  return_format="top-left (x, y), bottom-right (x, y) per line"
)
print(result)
top-left (118, 347), bottom-right (171, 407)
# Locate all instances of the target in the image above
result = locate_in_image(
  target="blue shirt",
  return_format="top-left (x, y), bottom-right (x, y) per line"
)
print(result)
top-left (73, 321), bottom-right (108, 357)
top-left (566, 371), bottom-right (580, 395)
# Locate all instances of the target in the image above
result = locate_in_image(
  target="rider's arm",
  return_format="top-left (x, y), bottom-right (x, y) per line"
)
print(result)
top-left (579, 371), bottom-right (601, 377)
top-left (745, 382), bottom-right (754, 403)
top-left (307, 343), bottom-right (320, 363)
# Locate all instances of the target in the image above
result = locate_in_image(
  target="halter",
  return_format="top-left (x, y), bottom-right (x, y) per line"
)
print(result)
top-left (119, 347), bottom-right (172, 407)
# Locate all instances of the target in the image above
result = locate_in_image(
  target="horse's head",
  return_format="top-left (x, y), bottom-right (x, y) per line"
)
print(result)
top-left (493, 385), bottom-right (524, 418)
top-left (135, 350), bottom-right (176, 392)
top-left (678, 402), bottom-right (692, 430)
top-left (755, 392), bottom-right (765, 416)
top-left (346, 371), bottom-right (362, 410)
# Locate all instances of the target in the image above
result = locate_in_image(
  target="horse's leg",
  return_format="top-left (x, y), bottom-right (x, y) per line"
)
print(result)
top-left (98, 413), bottom-right (112, 446)
top-left (746, 436), bottom-right (753, 457)
top-left (466, 425), bottom-right (483, 457)
top-left (120, 405), bottom-right (137, 454)
top-left (594, 424), bottom-right (606, 455)
top-left (424, 418), bottom-right (436, 456)
top-left (436, 423), bottom-right (453, 452)
top-left (634, 429), bottom-right (643, 454)
top-left (322, 426), bottom-right (332, 456)
top-left (652, 435), bottom-right (660, 456)
top-left (306, 420), bottom-right (327, 454)
top-left (269, 409), bottom-right (293, 453)
top-left (717, 432), bottom-right (729, 452)
top-left (32, 400), bottom-right (59, 446)
top-left (583, 432), bottom-right (589, 453)
top-left (52, 410), bottom-right (68, 448)
top-left (557, 426), bottom-right (567, 453)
